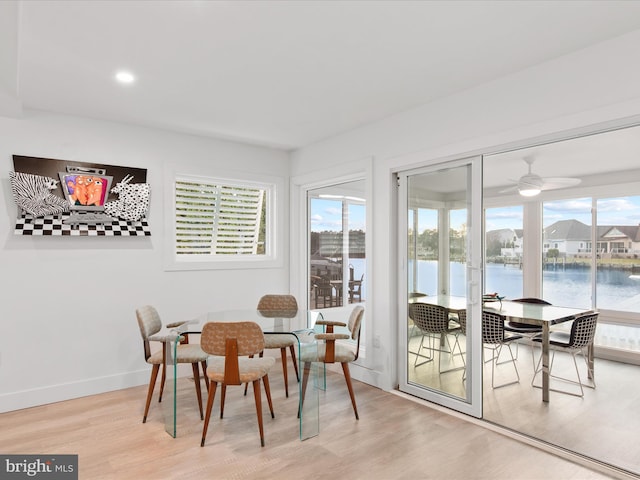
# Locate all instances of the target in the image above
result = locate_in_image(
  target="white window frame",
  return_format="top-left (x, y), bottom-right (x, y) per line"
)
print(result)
top-left (164, 170), bottom-right (283, 271)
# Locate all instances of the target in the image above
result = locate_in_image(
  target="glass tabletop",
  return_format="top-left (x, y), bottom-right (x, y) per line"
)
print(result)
top-left (162, 309), bottom-right (323, 440)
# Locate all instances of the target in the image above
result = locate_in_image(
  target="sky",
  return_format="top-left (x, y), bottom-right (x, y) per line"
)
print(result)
top-left (310, 198), bottom-right (365, 232)
top-left (310, 194), bottom-right (640, 234)
top-left (486, 196), bottom-right (640, 231)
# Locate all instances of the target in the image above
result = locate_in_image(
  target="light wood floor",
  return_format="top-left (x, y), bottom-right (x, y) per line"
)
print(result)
top-left (0, 366), bottom-right (622, 480)
top-left (408, 335), bottom-right (640, 478)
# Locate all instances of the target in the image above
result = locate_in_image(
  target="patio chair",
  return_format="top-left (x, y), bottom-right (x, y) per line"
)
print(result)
top-left (531, 312), bottom-right (599, 397)
top-left (408, 302), bottom-right (462, 373)
top-left (312, 276), bottom-right (336, 308)
top-left (483, 311), bottom-right (521, 388)
top-left (349, 274), bottom-right (364, 303)
top-left (504, 297), bottom-right (549, 367)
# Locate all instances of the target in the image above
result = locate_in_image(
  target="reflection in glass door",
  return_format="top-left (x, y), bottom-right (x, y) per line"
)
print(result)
top-left (398, 158), bottom-right (482, 417)
top-left (308, 180), bottom-right (366, 312)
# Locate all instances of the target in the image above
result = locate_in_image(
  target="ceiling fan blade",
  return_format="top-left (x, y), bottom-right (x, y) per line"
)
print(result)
top-left (540, 177), bottom-right (581, 190)
top-left (498, 185), bottom-right (518, 194)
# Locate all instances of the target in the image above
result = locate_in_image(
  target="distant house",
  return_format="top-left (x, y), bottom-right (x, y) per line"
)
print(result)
top-left (543, 219), bottom-right (640, 256)
top-left (598, 225), bottom-right (640, 254)
top-left (486, 228), bottom-right (522, 258)
top-left (543, 219), bottom-right (591, 256)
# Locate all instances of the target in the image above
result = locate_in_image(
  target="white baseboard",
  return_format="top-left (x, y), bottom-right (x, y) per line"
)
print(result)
top-left (0, 370), bottom-right (149, 414)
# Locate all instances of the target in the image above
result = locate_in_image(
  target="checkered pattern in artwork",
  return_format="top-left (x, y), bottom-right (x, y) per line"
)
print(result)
top-left (14, 214), bottom-right (151, 237)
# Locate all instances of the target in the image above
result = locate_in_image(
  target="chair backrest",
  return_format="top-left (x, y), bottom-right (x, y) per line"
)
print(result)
top-left (136, 305), bottom-right (163, 362)
top-left (349, 305), bottom-right (365, 360)
top-left (512, 297), bottom-right (552, 305)
top-left (200, 321), bottom-right (265, 357)
top-left (348, 305), bottom-right (365, 340)
top-left (408, 303), bottom-right (449, 334)
top-left (457, 309), bottom-right (467, 335)
top-left (409, 292), bottom-right (428, 299)
top-left (482, 311), bottom-right (507, 344)
top-left (136, 305), bottom-right (162, 340)
top-left (568, 312), bottom-right (599, 348)
top-left (257, 294), bottom-right (298, 317)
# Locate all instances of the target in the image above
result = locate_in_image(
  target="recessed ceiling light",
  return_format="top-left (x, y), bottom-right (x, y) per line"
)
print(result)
top-left (115, 71), bottom-right (136, 84)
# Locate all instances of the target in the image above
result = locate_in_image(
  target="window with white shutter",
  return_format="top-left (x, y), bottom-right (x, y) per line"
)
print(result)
top-left (166, 173), bottom-right (278, 270)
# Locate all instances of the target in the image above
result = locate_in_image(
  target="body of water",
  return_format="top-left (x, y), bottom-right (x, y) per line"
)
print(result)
top-left (410, 260), bottom-right (640, 311)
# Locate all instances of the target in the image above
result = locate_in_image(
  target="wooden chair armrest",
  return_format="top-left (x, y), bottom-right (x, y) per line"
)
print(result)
top-left (316, 333), bottom-right (350, 341)
top-left (165, 320), bottom-right (188, 328)
top-left (148, 333), bottom-right (185, 343)
top-left (316, 319), bottom-right (347, 333)
top-left (316, 320), bottom-right (347, 326)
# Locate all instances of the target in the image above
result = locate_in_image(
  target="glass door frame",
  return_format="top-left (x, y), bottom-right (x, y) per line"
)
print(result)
top-left (397, 156), bottom-right (483, 418)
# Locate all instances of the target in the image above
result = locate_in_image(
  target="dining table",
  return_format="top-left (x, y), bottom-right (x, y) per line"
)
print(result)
top-left (411, 295), bottom-right (594, 402)
top-left (483, 300), bottom-right (595, 402)
top-left (152, 308), bottom-right (323, 439)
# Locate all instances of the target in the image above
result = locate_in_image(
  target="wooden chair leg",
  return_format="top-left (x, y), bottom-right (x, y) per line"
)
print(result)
top-left (252, 379), bottom-right (265, 447)
top-left (280, 347), bottom-right (289, 397)
top-left (201, 361), bottom-right (209, 392)
top-left (143, 363), bottom-right (160, 423)
top-left (298, 361), bottom-right (311, 418)
top-left (263, 374), bottom-right (274, 418)
top-left (243, 354), bottom-right (255, 396)
top-left (289, 344), bottom-right (300, 381)
top-left (341, 362), bottom-right (359, 420)
top-left (200, 381), bottom-right (217, 447)
top-left (220, 384), bottom-right (227, 419)
top-left (191, 363), bottom-right (204, 420)
top-left (159, 355), bottom-right (166, 403)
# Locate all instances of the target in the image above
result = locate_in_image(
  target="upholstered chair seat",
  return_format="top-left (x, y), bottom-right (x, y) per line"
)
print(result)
top-left (200, 321), bottom-right (275, 447)
top-left (300, 305), bottom-right (365, 419)
top-left (136, 305), bottom-right (208, 423)
top-left (206, 356), bottom-right (275, 383)
top-left (255, 294), bottom-right (300, 397)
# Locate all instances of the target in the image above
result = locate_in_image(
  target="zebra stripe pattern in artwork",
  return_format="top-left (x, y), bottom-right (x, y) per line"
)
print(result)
top-left (9, 171), bottom-right (70, 217)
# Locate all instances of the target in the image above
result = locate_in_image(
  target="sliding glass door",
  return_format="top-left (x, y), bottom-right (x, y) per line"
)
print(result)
top-left (398, 157), bottom-right (483, 417)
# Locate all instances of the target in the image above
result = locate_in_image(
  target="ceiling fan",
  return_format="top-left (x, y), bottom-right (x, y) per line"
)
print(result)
top-left (500, 157), bottom-right (581, 197)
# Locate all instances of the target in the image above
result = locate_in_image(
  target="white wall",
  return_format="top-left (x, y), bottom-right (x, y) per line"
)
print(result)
top-left (0, 110), bottom-right (290, 412)
top-left (291, 29), bottom-right (640, 391)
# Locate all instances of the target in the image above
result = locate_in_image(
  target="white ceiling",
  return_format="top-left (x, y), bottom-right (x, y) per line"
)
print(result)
top-left (10, 1), bottom-right (640, 150)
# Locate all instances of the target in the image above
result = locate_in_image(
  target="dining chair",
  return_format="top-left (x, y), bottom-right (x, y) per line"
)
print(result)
top-left (531, 311), bottom-right (599, 397)
top-left (407, 292), bottom-right (428, 339)
top-left (482, 310), bottom-right (521, 388)
top-left (200, 321), bottom-right (275, 447)
top-left (256, 294), bottom-right (300, 397)
top-left (408, 302), bottom-right (462, 373)
top-left (453, 309), bottom-right (467, 380)
top-left (504, 297), bottom-right (550, 367)
top-left (300, 305), bottom-right (365, 419)
top-left (135, 305), bottom-right (208, 423)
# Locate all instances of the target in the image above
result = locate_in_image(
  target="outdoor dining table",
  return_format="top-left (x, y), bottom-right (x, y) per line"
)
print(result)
top-left (152, 309), bottom-right (323, 439)
top-left (411, 295), bottom-right (594, 402)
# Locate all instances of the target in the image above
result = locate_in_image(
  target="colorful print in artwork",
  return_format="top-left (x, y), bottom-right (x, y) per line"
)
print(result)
top-left (62, 175), bottom-right (109, 206)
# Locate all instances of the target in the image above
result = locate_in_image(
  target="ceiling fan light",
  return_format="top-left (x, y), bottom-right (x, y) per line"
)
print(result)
top-left (518, 186), bottom-right (541, 197)
top-left (517, 173), bottom-right (543, 197)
